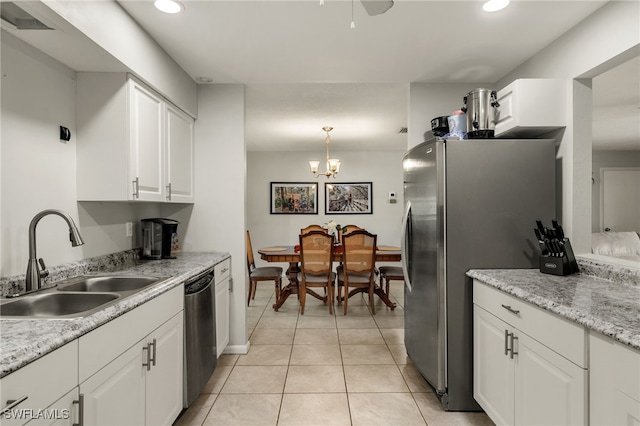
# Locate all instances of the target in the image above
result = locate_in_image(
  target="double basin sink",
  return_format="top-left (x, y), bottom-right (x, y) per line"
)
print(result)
top-left (0, 276), bottom-right (168, 319)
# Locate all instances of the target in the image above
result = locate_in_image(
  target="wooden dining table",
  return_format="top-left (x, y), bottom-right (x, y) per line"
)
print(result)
top-left (258, 245), bottom-right (401, 311)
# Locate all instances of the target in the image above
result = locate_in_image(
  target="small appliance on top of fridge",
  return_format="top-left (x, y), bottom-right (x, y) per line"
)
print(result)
top-left (402, 133), bottom-right (555, 411)
top-left (141, 218), bottom-right (180, 260)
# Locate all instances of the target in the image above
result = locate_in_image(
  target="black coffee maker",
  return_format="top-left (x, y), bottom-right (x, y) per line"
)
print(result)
top-left (141, 218), bottom-right (179, 259)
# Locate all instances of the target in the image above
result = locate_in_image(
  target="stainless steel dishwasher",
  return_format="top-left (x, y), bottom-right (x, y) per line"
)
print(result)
top-left (184, 267), bottom-right (216, 407)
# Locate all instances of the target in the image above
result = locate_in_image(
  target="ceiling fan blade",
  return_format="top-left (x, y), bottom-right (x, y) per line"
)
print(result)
top-left (360, 0), bottom-right (394, 16)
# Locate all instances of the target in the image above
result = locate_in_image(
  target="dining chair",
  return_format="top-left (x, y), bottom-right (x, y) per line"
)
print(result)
top-left (297, 230), bottom-right (336, 314)
top-left (246, 230), bottom-right (283, 306)
top-left (341, 224), bottom-right (364, 235)
top-left (300, 224), bottom-right (324, 235)
top-left (337, 229), bottom-right (377, 315)
top-left (378, 266), bottom-right (404, 298)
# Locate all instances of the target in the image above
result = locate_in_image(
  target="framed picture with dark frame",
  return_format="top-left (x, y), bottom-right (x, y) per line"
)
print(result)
top-left (325, 182), bottom-right (373, 214)
top-left (270, 182), bottom-right (318, 214)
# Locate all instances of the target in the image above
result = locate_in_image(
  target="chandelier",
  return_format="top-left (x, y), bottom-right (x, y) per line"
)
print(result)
top-left (309, 126), bottom-right (341, 179)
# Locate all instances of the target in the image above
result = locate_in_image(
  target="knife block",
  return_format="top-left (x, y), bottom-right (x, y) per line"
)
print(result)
top-left (539, 238), bottom-right (580, 276)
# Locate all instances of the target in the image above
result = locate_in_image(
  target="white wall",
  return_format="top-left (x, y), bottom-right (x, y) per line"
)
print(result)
top-left (183, 84), bottom-right (248, 354)
top-left (408, 83), bottom-right (494, 149)
top-left (246, 150), bottom-right (405, 263)
top-left (495, 1), bottom-right (640, 254)
top-left (0, 32), bottom-right (160, 277)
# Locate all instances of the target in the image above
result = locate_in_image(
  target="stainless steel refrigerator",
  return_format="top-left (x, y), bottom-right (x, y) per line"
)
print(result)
top-left (401, 136), bottom-right (556, 411)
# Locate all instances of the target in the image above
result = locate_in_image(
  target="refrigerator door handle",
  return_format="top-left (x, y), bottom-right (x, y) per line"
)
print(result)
top-left (401, 200), bottom-right (412, 291)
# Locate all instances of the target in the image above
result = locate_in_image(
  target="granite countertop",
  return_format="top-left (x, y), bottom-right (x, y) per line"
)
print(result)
top-left (0, 251), bottom-right (230, 378)
top-left (467, 267), bottom-right (640, 351)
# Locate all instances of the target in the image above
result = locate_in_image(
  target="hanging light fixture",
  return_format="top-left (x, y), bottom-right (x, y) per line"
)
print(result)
top-left (309, 126), bottom-right (341, 178)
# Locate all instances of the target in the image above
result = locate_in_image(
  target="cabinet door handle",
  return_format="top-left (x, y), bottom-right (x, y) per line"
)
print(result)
top-left (72, 393), bottom-right (84, 426)
top-left (132, 177), bottom-right (140, 199)
top-left (501, 304), bottom-right (520, 315)
top-left (142, 343), bottom-right (151, 371)
top-left (149, 338), bottom-right (157, 367)
top-left (2, 395), bottom-right (28, 415)
top-left (166, 183), bottom-right (172, 201)
top-left (504, 329), bottom-right (510, 356)
top-left (510, 335), bottom-right (518, 359)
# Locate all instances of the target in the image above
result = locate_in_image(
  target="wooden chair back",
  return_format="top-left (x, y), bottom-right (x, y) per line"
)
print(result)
top-left (246, 230), bottom-right (256, 273)
top-left (300, 224), bottom-right (324, 235)
top-left (341, 224), bottom-right (364, 236)
top-left (342, 230), bottom-right (377, 276)
top-left (299, 230), bottom-right (334, 276)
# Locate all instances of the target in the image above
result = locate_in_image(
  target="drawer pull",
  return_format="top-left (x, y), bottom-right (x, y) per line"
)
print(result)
top-left (149, 338), bottom-right (157, 367)
top-left (143, 344), bottom-right (151, 371)
top-left (504, 329), bottom-right (509, 356)
top-left (501, 304), bottom-right (520, 315)
top-left (2, 395), bottom-right (28, 414)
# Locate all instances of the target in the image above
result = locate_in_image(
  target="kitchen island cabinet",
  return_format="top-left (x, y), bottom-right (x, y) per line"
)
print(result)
top-left (473, 281), bottom-right (587, 425)
top-left (77, 73), bottom-right (194, 203)
top-left (590, 331), bottom-right (640, 425)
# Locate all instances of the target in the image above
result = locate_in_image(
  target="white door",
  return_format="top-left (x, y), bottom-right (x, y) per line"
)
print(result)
top-left (473, 306), bottom-right (514, 425)
top-left (129, 80), bottom-right (165, 201)
top-left (166, 104), bottom-right (195, 203)
top-left (146, 313), bottom-right (184, 425)
top-left (216, 277), bottom-right (230, 357)
top-left (80, 343), bottom-right (146, 425)
top-left (601, 168), bottom-right (640, 232)
top-left (514, 331), bottom-right (587, 426)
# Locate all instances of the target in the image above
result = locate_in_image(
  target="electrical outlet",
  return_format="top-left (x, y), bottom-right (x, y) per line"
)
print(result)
top-left (126, 222), bottom-right (133, 237)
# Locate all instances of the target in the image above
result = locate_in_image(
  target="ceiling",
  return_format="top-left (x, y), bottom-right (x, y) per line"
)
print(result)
top-left (6, 1), bottom-right (636, 152)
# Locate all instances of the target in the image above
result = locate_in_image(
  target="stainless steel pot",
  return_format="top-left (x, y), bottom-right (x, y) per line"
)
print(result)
top-left (461, 88), bottom-right (499, 138)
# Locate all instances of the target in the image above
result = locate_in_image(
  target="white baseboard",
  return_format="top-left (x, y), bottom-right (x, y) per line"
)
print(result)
top-left (223, 341), bottom-right (250, 355)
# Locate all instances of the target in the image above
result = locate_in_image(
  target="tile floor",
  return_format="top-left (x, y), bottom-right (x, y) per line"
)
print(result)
top-left (174, 281), bottom-right (495, 426)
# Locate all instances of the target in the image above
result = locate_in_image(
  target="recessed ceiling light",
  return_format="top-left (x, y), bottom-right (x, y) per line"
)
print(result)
top-left (195, 77), bottom-right (213, 84)
top-left (483, 0), bottom-right (509, 12)
top-left (154, 0), bottom-right (183, 14)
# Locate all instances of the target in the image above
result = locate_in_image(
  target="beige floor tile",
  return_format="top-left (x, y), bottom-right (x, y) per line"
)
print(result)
top-left (174, 392), bottom-right (217, 426)
top-left (388, 344), bottom-right (412, 365)
top-left (247, 316), bottom-right (260, 331)
top-left (340, 344), bottom-right (395, 365)
top-left (250, 327), bottom-right (295, 345)
top-left (261, 299), bottom-right (299, 316)
top-left (293, 328), bottom-right (339, 345)
top-left (380, 328), bottom-right (404, 345)
top-left (221, 366), bottom-right (287, 393)
top-left (202, 393), bottom-right (281, 425)
top-left (278, 393), bottom-right (351, 426)
top-left (336, 315), bottom-right (378, 329)
top-left (398, 364), bottom-right (432, 392)
top-left (256, 316), bottom-right (298, 329)
top-left (413, 393), bottom-right (495, 426)
top-left (236, 344), bottom-right (292, 366)
top-left (247, 304), bottom-right (268, 317)
top-left (343, 364), bottom-right (410, 392)
top-left (289, 344), bottom-right (342, 365)
top-left (348, 392), bottom-right (426, 425)
top-left (336, 304), bottom-right (373, 316)
top-left (284, 365), bottom-right (346, 393)
top-left (296, 314), bottom-right (337, 329)
top-left (203, 365), bottom-right (232, 394)
top-left (216, 354), bottom-right (239, 366)
top-left (301, 301), bottom-right (338, 316)
top-left (374, 315), bottom-right (405, 329)
top-left (338, 328), bottom-right (384, 345)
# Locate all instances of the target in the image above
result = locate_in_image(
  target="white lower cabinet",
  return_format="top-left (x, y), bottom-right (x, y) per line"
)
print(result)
top-left (473, 280), bottom-right (587, 426)
top-left (79, 312), bottom-right (184, 426)
top-left (214, 258), bottom-right (231, 357)
top-left (590, 331), bottom-right (640, 425)
top-left (0, 342), bottom-right (78, 426)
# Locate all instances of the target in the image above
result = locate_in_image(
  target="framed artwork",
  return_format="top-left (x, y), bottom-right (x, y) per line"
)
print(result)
top-left (270, 182), bottom-right (318, 214)
top-left (325, 182), bottom-right (373, 214)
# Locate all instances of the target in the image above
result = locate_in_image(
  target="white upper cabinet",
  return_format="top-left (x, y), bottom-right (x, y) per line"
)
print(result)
top-left (494, 79), bottom-right (567, 138)
top-left (77, 73), bottom-right (194, 203)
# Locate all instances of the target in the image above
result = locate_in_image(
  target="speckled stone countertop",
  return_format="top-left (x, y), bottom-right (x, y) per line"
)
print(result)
top-left (467, 260), bottom-right (640, 351)
top-left (0, 251), bottom-right (230, 378)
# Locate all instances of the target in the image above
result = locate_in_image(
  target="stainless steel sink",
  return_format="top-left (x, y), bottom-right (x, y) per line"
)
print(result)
top-left (0, 292), bottom-right (120, 318)
top-left (57, 276), bottom-right (162, 293)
